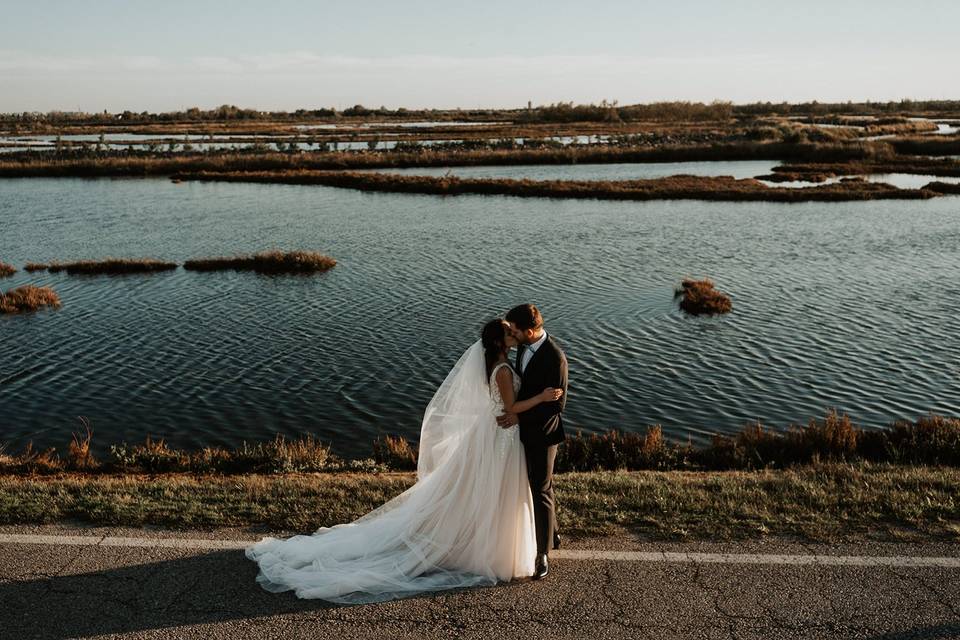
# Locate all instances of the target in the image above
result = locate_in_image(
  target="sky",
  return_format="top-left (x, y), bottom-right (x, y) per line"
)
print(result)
top-left (0, 0), bottom-right (957, 112)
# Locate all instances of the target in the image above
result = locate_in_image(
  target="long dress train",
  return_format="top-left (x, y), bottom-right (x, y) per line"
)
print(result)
top-left (245, 341), bottom-right (535, 603)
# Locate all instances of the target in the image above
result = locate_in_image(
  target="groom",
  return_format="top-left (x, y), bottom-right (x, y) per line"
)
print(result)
top-left (497, 303), bottom-right (568, 580)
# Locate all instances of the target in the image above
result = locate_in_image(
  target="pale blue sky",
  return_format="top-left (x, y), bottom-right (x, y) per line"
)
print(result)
top-left (1, 1), bottom-right (956, 112)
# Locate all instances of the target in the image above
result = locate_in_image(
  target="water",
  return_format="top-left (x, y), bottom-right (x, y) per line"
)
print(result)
top-left (2, 176), bottom-right (960, 459)
top-left (762, 174), bottom-right (960, 190)
top-left (380, 161), bottom-right (779, 181)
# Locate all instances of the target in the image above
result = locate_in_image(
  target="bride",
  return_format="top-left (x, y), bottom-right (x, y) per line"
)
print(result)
top-left (245, 319), bottom-right (564, 603)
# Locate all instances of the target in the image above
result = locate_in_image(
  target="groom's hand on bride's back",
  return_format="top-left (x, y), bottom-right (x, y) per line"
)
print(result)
top-left (497, 412), bottom-right (519, 428)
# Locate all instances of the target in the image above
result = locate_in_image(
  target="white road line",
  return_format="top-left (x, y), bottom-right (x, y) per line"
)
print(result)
top-left (1, 533), bottom-right (958, 568)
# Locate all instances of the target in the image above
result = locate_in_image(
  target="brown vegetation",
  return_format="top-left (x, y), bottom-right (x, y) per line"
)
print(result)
top-left (183, 250), bottom-right (336, 275)
top-left (0, 140), bottom-right (900, 178)
top-left (373, 434), bottom-right (418, 470)
top-left (170, 169), bottom-right (942, 203)
top-left (0, 261), bottom-right (15, 277)
top-left (924, 181), bottom-right (960, 195)
top-left (0, 285), bottom-right (61, 314)
top-left (29, 257), bottom-right (177, 275)
top-left (674, 279), bottom-right (733, 315)
top-left (770, 158), bottom-right (960, 181)
top-left (2, 412), bottom-right (957, 476)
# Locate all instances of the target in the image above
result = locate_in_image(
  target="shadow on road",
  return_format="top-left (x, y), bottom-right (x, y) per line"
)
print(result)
top-left (867, 623), bottom-right (960, 640)
top-left (5, 549), bottom-right (372, 639)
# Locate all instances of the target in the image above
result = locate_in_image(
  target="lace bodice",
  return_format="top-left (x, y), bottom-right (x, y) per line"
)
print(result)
top-left (489, 362), bottom-right (520, 412)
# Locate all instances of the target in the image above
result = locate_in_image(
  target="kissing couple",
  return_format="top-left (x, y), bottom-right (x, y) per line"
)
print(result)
top-left (246, 303), bottom-right (569, 603)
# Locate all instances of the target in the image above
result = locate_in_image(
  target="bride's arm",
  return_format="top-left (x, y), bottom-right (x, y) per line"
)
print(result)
top-left (495, 367), bottom-right (563, 415)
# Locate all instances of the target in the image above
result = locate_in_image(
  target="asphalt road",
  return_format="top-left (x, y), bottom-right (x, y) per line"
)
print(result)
top-left (1, 524), bottom-right (958, 640)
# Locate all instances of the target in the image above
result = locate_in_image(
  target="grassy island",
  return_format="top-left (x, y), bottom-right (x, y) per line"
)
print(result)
top-left (0, 285), bottom-right (61, 314)
top-left (184, 250), bottom-right (337, 274)
top-left (169, 169), bottom-right (946, 203)
top-left (26, 257), bottom-right (178, 275)
top-left (675, 279), bottom-right (733, 315)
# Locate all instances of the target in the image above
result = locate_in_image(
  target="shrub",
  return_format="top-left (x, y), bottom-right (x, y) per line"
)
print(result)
top-left (674, 279), bottom-right (732, 315)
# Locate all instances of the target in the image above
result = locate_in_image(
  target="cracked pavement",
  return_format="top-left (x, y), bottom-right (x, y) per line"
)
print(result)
top-left (1, 524), bottom-right (958, 639)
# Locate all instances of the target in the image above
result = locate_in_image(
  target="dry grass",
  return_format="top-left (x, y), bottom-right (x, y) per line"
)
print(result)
top-left (0, 261), bottom-right (15, 277)
top-left (0, 285), bottom-right (61, 314)
top-left (66, 419), bottom-right (97, 471)
top-left (183, 250), bottom-right (336, 275)
top-left (373, 434), bottom-right (418, 471)
top-left (171, 170), bottom-right (942, 203)
top-left (674, 278), bottom-right (733, 315)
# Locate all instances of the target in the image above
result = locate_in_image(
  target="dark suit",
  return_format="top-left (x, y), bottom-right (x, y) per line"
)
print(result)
top-left (515, 334), bottom-right (568, 556)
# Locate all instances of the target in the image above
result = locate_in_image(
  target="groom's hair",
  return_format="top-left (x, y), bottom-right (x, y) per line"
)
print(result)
top-left (505, 304), bottom-right (543, 331)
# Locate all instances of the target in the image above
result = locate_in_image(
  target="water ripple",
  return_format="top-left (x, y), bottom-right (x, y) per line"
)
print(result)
top-left (1, 176), bottom-right (960, 456)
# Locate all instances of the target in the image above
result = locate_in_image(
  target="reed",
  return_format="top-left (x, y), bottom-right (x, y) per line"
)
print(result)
top-left (674, 278), bottom-right (733, 315)
top-left (0, 261), bottom-right (15, 277)
top-left (66, 419), bottom-right (97, 471)
top-left (183, 250), bottom-right (336, 274)
top-left (0, 285), bottom-right (61, 314)
top-left (171, 169), bottom-right (942, 203)
top-left (373, 434), bottom-right (418, 471)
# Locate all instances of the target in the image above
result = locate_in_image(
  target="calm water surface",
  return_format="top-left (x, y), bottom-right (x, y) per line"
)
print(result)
top-left (2, 174), bottom-right (959, 458)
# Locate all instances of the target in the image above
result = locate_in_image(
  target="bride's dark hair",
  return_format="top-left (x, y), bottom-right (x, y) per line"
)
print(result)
top-left (481, 319), bottom-right (509, 379)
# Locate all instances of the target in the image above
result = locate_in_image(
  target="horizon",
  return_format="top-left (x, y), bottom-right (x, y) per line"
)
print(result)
top-left (2, 1), bottom-right (958, 112)
top-left (4, 97), bottom-right (959, 118)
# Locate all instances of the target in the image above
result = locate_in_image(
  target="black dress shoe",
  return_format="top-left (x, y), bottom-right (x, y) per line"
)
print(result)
top-left (533, 554), bottom-right (549, 580)
top-left (553, 532), bottom-right (561, 550)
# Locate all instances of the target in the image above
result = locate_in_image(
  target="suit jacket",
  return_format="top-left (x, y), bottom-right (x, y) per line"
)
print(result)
top-left (515, 334), bottom-right (568, 447)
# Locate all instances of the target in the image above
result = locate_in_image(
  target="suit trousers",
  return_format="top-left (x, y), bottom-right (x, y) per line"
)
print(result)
top-left (524, 442), bottom-right (558, 556)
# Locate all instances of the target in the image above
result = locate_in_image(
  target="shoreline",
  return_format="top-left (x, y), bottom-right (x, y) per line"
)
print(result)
top-left (3, 412), bottom-right (957, 476)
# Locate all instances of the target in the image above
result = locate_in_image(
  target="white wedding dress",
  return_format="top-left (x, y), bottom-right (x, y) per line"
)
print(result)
top-left (245, 341), bottom-right (536, 603)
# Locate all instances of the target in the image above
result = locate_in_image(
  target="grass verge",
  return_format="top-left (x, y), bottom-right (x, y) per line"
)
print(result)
top-left (0, 463), bottom-right (956, 542)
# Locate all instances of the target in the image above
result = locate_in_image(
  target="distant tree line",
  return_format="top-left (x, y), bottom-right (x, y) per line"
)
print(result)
top-left (2, 99), bottom-right (958, 126)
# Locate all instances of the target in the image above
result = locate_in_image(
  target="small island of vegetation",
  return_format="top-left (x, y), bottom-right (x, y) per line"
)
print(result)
top-left (0, 285), bottom-right (61, 314)
top-left (675, 278), bottom-right (733, 315)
